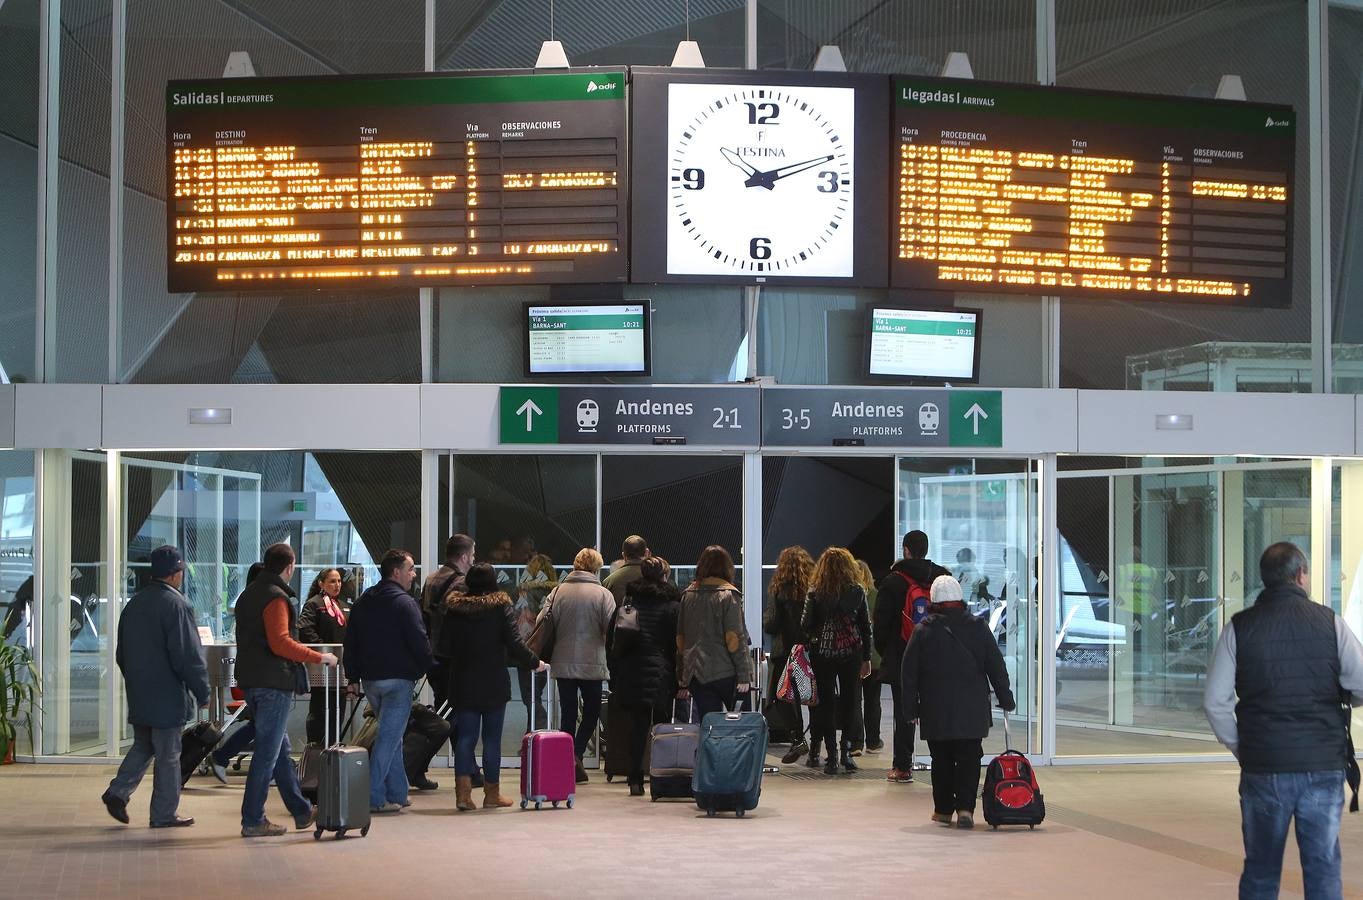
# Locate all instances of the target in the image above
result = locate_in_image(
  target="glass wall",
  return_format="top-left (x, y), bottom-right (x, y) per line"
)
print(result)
top-left (1056, 1), bottom-right (1313, 391)
top-left (0, 3), bottom-right (39, 384)
top-left (0, 451), bottom-right (36, 755)
top-left (1055, 457), bottom-right (1314, 757)
top-left (1330, 2), bottom-right (1363, 391)
top-left (119, 0), bottom-right (425, 384)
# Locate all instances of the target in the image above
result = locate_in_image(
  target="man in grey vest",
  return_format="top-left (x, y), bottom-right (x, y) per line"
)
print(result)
top-left (100, 545), bottom-right (210, 828)
top-left (1205, 541), bottom-right (1363, 899)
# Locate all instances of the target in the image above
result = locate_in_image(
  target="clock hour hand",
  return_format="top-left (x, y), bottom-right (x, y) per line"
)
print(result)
top-left (720, 147), bottom-right (761, 178)
top-left (752, 154), bottom-right (834, 189)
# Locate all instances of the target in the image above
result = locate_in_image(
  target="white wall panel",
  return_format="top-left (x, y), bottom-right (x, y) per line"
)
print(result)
top-left (1001, 388), bottom-right (1078, 453)
top-left (101, 384), bottom-right (421, 449)
top-left (1078, 390), bottom-right (1354, 457)
top-left (14, 384), bottom-right (102, 449)
top-left (419, 384), bottom-right (500, 449)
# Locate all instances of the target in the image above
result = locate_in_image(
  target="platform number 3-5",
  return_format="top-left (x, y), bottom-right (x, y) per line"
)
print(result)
top-left (712, 407), bottom-right (742, 429)
top-left (781, 408), bottom-right (812, 430)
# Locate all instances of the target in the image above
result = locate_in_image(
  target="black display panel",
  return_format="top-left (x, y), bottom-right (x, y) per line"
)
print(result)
top-left (866, 305), bottom-right (982, 384)
top-left (630, 68), bottom-right (889, 286)
top-left (892, 76), bottom-right (1296, 307)
top-left (524, 301), bottom-right (650, 376)
top-left (166, 70), bottom-right (628, 291)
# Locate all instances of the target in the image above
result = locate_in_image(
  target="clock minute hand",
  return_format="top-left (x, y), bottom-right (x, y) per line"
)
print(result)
top-left (765, 153), bottom-right (836, 184)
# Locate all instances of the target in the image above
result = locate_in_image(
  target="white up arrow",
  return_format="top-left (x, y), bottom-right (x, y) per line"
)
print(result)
top-left (516, 399), bottom-right (543, 431)
top-left (963, 402), bottom-right (989, 435)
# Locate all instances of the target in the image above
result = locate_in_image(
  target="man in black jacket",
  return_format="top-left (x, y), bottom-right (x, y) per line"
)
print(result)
top-left (874, 529), bottom-right (950, 784)
top-left (101, 545), bottom-right (210, 828)
top-left (1204, 542), bottom-right (1363, 898)
top-left (344, 548), bottom-right (434, 813)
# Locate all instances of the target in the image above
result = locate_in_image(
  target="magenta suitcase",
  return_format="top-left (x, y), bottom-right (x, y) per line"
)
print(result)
top-left (519, 670), bottom-right (575, 810)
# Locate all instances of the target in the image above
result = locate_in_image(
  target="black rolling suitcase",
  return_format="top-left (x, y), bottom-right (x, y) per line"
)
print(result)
top-left (314, 664), bottom-right (371, 840)
top-left (179, 718), bottom-right (223, 786)
top-left (404, 702), bottom-right (452, 784)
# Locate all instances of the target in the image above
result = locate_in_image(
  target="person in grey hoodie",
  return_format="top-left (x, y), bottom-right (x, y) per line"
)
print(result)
top-left (536, 546), bottom-right (615, 783)
top-left (801, 547), bottom-right (872, 775)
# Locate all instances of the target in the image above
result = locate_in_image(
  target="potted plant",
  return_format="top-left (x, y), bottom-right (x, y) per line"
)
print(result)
top-left (0, 643), bottom-right (40, 764)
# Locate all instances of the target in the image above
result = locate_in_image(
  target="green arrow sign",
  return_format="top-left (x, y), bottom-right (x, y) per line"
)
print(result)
top-left (499, 386), bottom-right (559, 443)
top-left (948, 390), bottom-right (1003, 447)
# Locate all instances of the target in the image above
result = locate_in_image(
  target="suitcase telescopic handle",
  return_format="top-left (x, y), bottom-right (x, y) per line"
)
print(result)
top-left (1001, 708), bottom-right (1011, 753)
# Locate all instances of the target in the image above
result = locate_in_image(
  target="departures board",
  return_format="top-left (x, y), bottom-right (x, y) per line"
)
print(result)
top-left (166, 70), bottom-right (628, 291)
top-left (892, 77), bottom-right (1295, 307)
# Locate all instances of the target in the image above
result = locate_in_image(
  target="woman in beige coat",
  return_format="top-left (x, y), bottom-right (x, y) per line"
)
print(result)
top-left (536, 547), bottom-right (615, 783)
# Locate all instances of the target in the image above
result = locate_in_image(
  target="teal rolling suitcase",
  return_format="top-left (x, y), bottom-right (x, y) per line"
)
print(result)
top-left (693, 710), bottom-right (768, 818)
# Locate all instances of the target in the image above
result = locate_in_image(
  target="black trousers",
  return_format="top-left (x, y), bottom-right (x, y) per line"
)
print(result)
top-left (858, 676), bottom-right (882, 748)
top-left (622, 701), bottom-right (665, 785)
top-left (889, 679), bottom-right (916, 771)
top-left (305, 686), bottom-right (351, 745)
top-left (927, 738), bottom-right (984, 814)
top-left (811, 656), bottom-right (861, 758)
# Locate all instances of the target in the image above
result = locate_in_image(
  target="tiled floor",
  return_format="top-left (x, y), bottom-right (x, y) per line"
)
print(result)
top-left (1, 754), bottom-right (1360, 898)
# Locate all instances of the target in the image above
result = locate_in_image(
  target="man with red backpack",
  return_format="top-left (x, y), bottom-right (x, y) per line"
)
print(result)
top-left (874, 530), bottom-right (950, 784)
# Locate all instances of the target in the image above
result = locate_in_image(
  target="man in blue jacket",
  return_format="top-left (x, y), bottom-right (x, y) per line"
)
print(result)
top-left (344, 548), bottom-right (434, 814)
top-left (101, 545), bottom-right (211, 828)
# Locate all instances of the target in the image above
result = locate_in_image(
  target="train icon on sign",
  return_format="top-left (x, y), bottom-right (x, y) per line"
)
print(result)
top-left (918, 402), bottom-right (940, 434)
top-left (577, 399), bottom-right (599, 433)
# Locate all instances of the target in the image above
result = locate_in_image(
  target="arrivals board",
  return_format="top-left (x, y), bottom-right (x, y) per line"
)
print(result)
top-left (630, 68), bottom-right (889, 286)
top-left (892, 76), bottom-right (1295, 307)
top-left (166, 70), bottom-right (628, 292)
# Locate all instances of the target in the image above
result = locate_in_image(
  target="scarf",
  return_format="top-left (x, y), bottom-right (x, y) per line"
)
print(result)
top-left (322, 594), bottom-right (347, 626)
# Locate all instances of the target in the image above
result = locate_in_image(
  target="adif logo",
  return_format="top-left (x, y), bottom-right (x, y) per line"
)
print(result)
top-left (1265, 116), bottom-right (1289, 127)
top-left (586, 80), bottom-right (618, 93)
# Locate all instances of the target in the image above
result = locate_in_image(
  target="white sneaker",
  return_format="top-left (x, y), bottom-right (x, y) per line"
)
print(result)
top-left (210, 760), bottom-right (229, 784)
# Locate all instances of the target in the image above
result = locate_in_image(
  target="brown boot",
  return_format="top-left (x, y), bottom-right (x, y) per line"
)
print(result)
top-left (482, 783), bottom-right (513, 809)
top-left (455, 776), bottom-right (477, 812)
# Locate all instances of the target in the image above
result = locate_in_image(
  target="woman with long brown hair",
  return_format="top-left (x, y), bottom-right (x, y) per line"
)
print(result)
top-left (677, 545), bottom-right (753, 721)
top-left (763, 546), bottom-right (815, 765)
top-left (801, 547), bottom-right (872, 775)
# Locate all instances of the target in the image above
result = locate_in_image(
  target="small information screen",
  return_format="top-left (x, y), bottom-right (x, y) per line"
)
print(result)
top-left (867, 306), bottom-right (980, 382)
top-left (166, 70), bottom-right (628, 291)
top-left (526, 303), bottom-right (648, 375)
top-left (892, 76), bottom-right (1295, 306)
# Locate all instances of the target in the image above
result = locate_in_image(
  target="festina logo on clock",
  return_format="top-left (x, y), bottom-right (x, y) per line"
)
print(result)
top-left (666, 82), bottom-right (856, 278)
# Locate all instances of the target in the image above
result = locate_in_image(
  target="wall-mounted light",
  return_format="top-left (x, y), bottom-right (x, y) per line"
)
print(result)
top-left (188, 407), bottom-right (232, 425)
top-left (1155, 414), bottom-right (1192, 431)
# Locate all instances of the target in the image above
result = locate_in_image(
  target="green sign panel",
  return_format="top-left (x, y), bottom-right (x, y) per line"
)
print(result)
top-left (948, 390), bottom-right (1003, 447)
top-left (499, 386), bottom-right (559, 444)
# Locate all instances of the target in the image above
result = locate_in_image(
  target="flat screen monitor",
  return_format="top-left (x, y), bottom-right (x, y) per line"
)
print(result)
top-left (866, 305), bottom-right (982, 383)
top-left (525, 302), bottom-right (650, 376)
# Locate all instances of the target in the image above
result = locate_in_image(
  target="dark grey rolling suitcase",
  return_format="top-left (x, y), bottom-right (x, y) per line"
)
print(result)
top-left (649, 700), bottom-right (699, 801)
top-left (314, 665), bottom-right (371, 840)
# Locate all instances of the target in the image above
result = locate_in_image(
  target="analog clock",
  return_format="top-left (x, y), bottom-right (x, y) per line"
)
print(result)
top-left (665, 82), bottom-right (856, 278)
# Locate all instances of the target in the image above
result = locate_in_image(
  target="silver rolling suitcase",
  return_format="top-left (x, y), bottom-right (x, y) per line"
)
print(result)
top-left (314, 664), bottom-right (371, 840)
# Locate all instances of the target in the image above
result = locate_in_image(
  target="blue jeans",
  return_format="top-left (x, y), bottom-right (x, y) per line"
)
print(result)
top-left (107, 725), bottom-right (182, 825)
top-left (1239, 770), bottom-right (1344, 900)
top-left (363, 678), bottom-right (414, 809)
top-left (240, 688), bottom-right (311, 828)
top-left (452, 706), bottom-right (506, 785)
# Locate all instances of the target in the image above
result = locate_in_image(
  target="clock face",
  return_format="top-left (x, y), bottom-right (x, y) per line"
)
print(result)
top-left (665, 82), bottom-right (856, 278)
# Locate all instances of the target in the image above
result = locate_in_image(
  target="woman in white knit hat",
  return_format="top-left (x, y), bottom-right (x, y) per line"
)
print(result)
top-left (900, 574), bottom-right (1015, 829)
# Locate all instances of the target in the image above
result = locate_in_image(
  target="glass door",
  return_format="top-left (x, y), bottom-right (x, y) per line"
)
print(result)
top-left (899, 457), bottom-right (1038, 758)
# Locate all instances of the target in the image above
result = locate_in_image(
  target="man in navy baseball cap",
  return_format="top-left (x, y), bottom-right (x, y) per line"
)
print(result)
top-left (101, 543), bottom-right (209, 828)
top-left (149, 545), bottom-right (187, 579)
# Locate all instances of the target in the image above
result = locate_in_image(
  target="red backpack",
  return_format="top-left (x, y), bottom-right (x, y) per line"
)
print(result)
top-left (981, 750), bottom-right (1046, 828)
top-left (894, 572), bottom-right (931, 643)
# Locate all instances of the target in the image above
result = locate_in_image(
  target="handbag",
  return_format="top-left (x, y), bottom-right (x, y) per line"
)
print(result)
top-left (777, 644), bottom-right (818, 707)
top-left (291, 661), bottom-right (310, 696)
top-left (526, 586), bottom-right (559, 662)
top-left (608, 602), bottom-right (642, 659)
